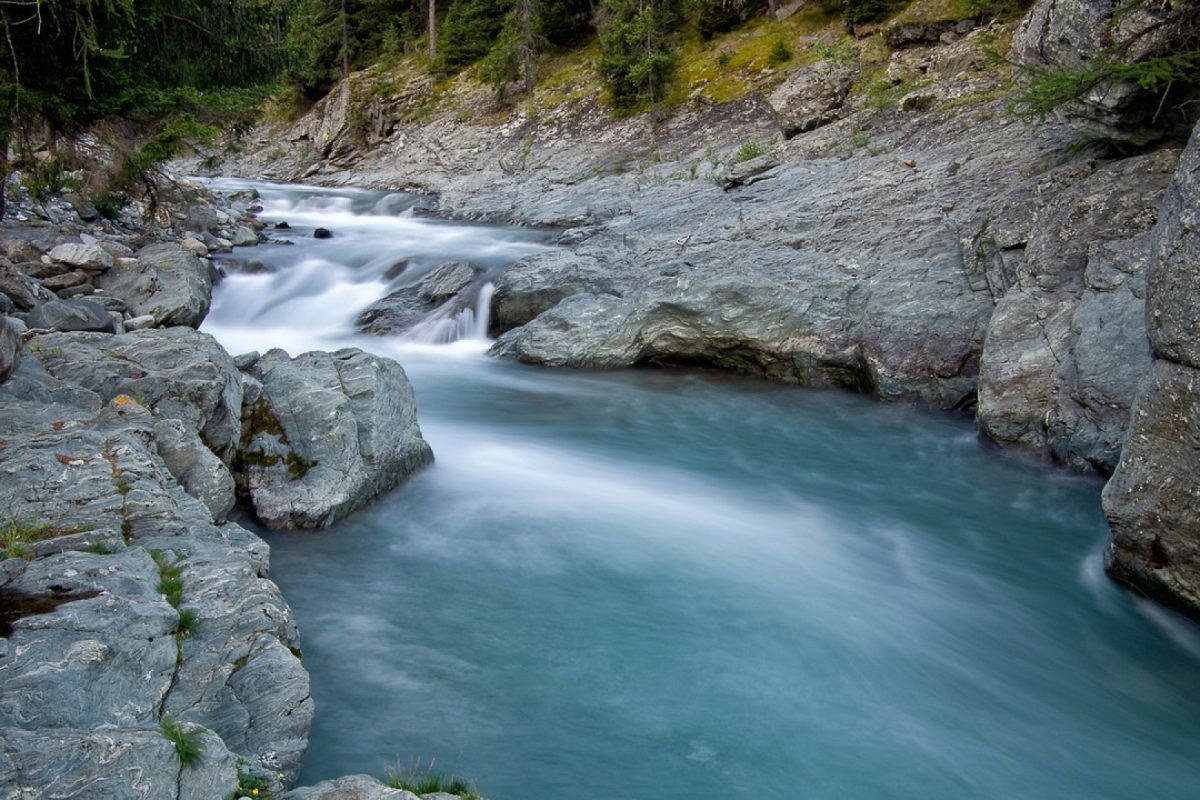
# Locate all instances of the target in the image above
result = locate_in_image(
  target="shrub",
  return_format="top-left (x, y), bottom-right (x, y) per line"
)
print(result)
top-left (734, 138), bottom-right (765, 161)
top-left (766, 39), bottom-right (792, 67)
top-left (19, 159), bottom-right (66, 201)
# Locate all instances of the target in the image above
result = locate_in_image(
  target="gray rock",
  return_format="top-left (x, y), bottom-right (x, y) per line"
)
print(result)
top-left (1103, 360), bottom-right (1200, 618)
top-left (125, 313), bottom-right (157, 331)
top-left (240, 348), bottom-right (434, 528)
top-left (1103, 122), bottom-right (1200, 620)
top-left (231, 225), bottom-right (259, 247)
top-left (29, 327), bottom-right (244, 462)
top-left (1012, 0), bottom-right (1198, 143)
top-left (358, 261), bottom-right (482, 334)
top-left (977, 149), bottom-right (1175, 470)
top-left (26, 298), bottom-right (118, 333)
top-left (0, 315), bottom-right (18, 384)
top-left (287, 775), bottom-right (419, 800)
top-left (48, 242), bottom-right (113, 270)
top-left (95, 242), bottom-right (213, 328)
top-left (155, 417), bottom-right (237, 522)
top-left (0, 726), bottom-right (238, 800)
top-left (767, 60), bottom-right (856, 137)
top-left (720, 152), bottom-right (781, 190)
top-left (0, 256), bottom-right (52, 310)
top-left (490, 251), bottom-right (619, 335)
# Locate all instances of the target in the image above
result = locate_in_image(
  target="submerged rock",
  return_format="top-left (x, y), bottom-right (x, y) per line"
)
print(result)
top-left (240, 347), bottom-right (433, 528)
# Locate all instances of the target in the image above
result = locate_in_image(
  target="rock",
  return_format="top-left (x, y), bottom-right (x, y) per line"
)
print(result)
top-left (29, 327), bottom-right (244, 462)
top-left (1103, 122), bottom-right (1200, 620)
top-left (0, 364), bottom-right (311, 780)
top-left (125, 313), bottom-right (157, 330)
top-left (977, 149), bottom-right (1175, 470)
top-left (313, 227), bottom-right (333, 239)
top-left (1012, 0), bottom-right (1198, 143)
top-left (286, 775), bottom-right (419, 800)
top-left (95, 242), bottom-right (213, 328)
top-left (276, 220), bottom-right (291, 229)
top-left (155, 417), bottom-right (237, 522)
top-left (48, 242), bottom-right (113, 271)
top-left (767, 60), bottom-right (856, 137)
top-left (240, 348), bottom-right (433, 529)
top-left (0, 316), bottom-right (19, 383)
top-left (1103, 360), bottom-right (1200, 618)
top-left (490, 251), bottom-right (619, 335)
top-left (886, 20), bottom-right (958, 48)
top-left (182, 236), bottom-right (211, 257)
top-left (358, 261), bottom-right (482, 334)
top-left (99, 239), bottom-right (136, 259)
top-left (720, 153), bottom-right (781, 190)
top-left (41, 269), bottom-right (90, 292)
top-left (25, 298), bottom-right (118, 333)
top-left (0, 256), bottom-right (52, 310)
top-left (0, 726), bottom-right (238, 800)
top-left (231, 226), bottom-right (259, 247)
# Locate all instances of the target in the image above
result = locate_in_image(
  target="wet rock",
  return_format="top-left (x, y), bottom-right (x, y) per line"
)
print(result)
top-left (48, 242), bottom-right (113, 271)
top-left (0, 316), bottom-right (19, 383)
top-left (768, 60), bottom-right (856, 137)
top-left (286, 775), bottom-right (419, 800)
top-left (358, 261), bottom-right (482, 334)
top-left (155, 417), bottom-right (236, 522)
top-left (490, 251), bottom-right (620, 335)
top-left (240, 348), bottom-right (433, 529)
top-left (26, 298), bottom-right (118, 333)
top-left (313, 227), bottom-right (333, 239)
top-left (231, 226), bottom-right (259, 247)
top-left (95, 242), bottom-right (213, 328)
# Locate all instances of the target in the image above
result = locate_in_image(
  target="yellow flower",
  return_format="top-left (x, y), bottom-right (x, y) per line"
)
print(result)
top-left (251, 790), bottom-right (259, 797)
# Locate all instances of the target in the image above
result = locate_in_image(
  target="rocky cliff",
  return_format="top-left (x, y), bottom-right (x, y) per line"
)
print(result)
top-left (207, 0), bottom-right (1200, 622)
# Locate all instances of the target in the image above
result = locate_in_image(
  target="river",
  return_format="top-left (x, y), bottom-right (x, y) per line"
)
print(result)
top-left (201, 179), bottom-right (1200, 800)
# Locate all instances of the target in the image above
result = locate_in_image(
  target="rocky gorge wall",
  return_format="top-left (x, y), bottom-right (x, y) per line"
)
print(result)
top-left (205, 0), bottom-right (1200, 621)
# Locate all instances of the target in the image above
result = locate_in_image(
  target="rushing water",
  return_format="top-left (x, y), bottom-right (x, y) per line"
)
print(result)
top-left (202, 180), bottom-right (1200, 800)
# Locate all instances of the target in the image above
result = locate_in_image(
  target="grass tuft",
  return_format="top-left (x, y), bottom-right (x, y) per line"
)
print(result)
top-left (160, 714), bottom-right (206, 769)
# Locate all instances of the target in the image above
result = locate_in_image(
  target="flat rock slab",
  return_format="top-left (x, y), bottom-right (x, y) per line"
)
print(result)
top-left (49, 242), bottom-right (113, 270)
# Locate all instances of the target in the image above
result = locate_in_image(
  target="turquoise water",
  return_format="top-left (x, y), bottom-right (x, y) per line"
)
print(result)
top-left (205, 181), bottom-right (1200, 800)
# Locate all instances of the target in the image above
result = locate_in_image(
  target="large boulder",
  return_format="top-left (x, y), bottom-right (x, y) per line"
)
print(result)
top-left (239, 348), bottom-right (434, 529)
top-left (287, 775), bottom-right (420, 800)
top-left (29, 327), bottom-right (244, 462)
top-left (357, 260), bottom-right (482, 335)
top-left (0, 256), bottom-right (53, 310)
top-left (1103, 121), bottom-right (1200, 619)
top-left (95, 242), bottom-right (214, 328)
top-left (490, 250), bottom-right (620, 336)
top-left (767, 60), bottom-right (856, 137)
top-left (1012, 0), bottom-right (1199, 143)
top-left (25, 297), bottom-right (118, 333)
top-left (154, 417), bottom-right (237, 522)
top-left (48, 241), bottom-right (114, 271)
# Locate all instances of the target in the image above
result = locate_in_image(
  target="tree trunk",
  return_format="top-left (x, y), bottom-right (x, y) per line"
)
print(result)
top-left (428, 0), bottom-right (437, 58)
top-left (768, 0), bottom-right (779, 21)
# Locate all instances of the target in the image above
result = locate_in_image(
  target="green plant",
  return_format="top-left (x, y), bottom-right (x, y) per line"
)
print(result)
top-left (152, 550), bottom-right (186, 608)
top-left (19, 159), bottom-right (66, 201)
top-left (1, 521), bottom-right (68, 559)
top-left (734, 138), bottom-right (765, 162)
top-left (716, 50), bottom-right (732, 67)
top-left (1011, 51), bottom-right (1200, 120)
top-left (160, 714), bottom-right (205, 769)
top-left (766, 39), bottom-right (792, 68)
top-left (176, 608), bottom-right (199, 639)
top-left (228, 768), bottom-right (272, 800)
top-left (386, 761), bottom-right (482, 800)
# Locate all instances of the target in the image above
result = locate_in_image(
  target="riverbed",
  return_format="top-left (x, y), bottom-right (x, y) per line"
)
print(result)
top-left (202, 179), bottom-right (1200, 800)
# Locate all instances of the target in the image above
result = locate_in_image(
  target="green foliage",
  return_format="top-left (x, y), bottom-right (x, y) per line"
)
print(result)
top-left (597, 0), bottom-right (682, 110)
top-left (160, 715), bottom-right (206, 769)
top-left (115, 114), bottom-right (220, 194)
top-left (1012, 52), bottom-right (1200, 120)
top-left (691, 0), bottom-right (766, 40)
top-left (734, 138), bottom-right (765, 161)
top-left (93, 191), bottom-right (128, 220)
top-left (152, 550), bottom-right (187, 608)
top-left (819, 0), bottom-right (905, 26)
top-left (176, 608), bottom-right (199, 639)
top-left (386, 763), bottom-right (482, 800)
top-left (18, 160), bottom-right (67, 202)
top-left (439, 0), bottom-right (513, 73)
top-left (766, 39), bottom-right (792, 67)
